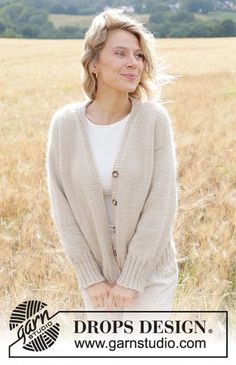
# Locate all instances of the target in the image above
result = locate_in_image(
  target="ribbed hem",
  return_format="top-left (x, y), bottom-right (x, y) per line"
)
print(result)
top-left (76, 252), bottom-right (106, 290)
top-left (116, 253), bottom-right (154, 293)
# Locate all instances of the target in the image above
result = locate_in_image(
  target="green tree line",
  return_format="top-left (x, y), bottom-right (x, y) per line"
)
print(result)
top-left (0, 0), bottom-right (235, 38)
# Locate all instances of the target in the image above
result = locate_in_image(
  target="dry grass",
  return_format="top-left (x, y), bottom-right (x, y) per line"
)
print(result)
top-left (0, 37), bottom-right (236, 333)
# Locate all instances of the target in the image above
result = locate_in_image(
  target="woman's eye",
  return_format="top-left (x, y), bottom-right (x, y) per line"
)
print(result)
top-left (136, 53), bottom-right (144, 59)
top-left (115, 51), bottom-right (125, 56)
top-left (115, 51), bottom-right (144, 60)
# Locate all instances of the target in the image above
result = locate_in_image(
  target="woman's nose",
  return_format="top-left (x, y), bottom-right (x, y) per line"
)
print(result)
top-left (126, 54), bottom-right (138, 66)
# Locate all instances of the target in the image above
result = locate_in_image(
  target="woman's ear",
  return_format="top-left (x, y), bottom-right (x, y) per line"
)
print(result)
top-left (91, 62), bottom-right (98, 77)
top-left (93, 64), bottom-right (97, 73)
top-left (91, 53), bottom-right (99, 74)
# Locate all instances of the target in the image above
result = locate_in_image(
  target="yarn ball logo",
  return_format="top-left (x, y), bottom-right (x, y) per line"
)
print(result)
top-left (9, 300), bottom-right (60, 352)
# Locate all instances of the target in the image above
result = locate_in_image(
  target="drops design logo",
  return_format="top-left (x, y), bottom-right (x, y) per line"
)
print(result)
top-left (9, 300), bottom-right (60, 352)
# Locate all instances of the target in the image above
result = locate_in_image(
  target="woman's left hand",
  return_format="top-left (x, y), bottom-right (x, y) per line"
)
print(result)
top-left (106, 284), bottom-right (138, 311)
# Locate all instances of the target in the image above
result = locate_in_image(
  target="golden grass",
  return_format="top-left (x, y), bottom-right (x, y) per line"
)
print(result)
top-left (0, 37), bottom-right (236, 332)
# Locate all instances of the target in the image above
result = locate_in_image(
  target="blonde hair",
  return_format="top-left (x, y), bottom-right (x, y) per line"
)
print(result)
top-left (80, 8), bottom-right (178, 103)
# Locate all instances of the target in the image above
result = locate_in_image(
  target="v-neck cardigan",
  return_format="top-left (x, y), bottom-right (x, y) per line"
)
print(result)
top-left (45, 96), bottom-right (179, 293)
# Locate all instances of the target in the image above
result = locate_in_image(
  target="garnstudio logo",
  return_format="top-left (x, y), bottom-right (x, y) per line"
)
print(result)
top-left (9, 300), bottom-right (60, 352)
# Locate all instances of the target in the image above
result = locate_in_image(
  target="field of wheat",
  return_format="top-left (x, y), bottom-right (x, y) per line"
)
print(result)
top-left (1, 37), bottom-right (236, 334)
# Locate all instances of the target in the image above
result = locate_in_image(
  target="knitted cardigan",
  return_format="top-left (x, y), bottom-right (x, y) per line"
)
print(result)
top-left (45, 96), bottom-right (179, 293)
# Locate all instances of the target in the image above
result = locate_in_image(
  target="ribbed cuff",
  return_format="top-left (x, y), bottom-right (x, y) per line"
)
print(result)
top-left (116, 253), bottom-right (154, 293)
top-left (76, 252), bottom-right (106, 290)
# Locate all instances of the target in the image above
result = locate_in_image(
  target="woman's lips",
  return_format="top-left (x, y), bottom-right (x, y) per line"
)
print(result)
top-left (121, 74), bottom-right (137, 80)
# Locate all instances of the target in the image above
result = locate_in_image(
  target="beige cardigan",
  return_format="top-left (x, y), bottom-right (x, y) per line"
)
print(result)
top-left (45, 96), bottom-right (179, 293)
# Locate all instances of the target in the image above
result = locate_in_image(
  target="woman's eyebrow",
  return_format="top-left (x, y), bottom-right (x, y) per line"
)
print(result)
top-left (112, 46), bottom-right (142, 51)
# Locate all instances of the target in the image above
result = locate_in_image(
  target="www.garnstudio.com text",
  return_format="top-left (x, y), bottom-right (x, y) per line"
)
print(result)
top-left (74, 337), bottom-right (206, 351)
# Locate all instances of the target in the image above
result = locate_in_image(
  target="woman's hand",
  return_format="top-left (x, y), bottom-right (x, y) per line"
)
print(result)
top-left (106, 284), bottom-right (138, 311)
top-left (86, 282), bottom-right (114, 309)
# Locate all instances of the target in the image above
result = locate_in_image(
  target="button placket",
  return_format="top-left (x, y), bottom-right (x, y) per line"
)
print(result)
top-left (111, 169), bottom-right (119, 225)
top-left (111, 170), bottom-right (119, 257)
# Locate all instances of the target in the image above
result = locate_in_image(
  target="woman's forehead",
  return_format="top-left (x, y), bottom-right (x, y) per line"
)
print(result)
top-left (104, 29), bottom-right (140, 49)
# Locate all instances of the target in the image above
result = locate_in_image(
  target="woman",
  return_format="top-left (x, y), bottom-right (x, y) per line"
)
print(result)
top-left (46, 8), bottom-right (179, 320)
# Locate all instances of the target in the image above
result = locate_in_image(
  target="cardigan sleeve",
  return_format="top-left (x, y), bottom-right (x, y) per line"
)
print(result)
top-left (116, 107), bottom-right (178, 293)
top-left (45, 110), bottom-right (106, 290)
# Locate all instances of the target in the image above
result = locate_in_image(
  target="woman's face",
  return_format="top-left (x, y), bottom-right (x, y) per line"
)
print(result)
top-left (92, 29), bottom-right (145, 94)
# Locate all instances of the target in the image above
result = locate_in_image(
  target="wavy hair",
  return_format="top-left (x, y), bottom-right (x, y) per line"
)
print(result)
top-left (80, 8), bottom-right (178, 103)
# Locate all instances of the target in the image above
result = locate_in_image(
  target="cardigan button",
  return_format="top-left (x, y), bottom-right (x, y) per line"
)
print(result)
top-left (113, 249), bottom-right (117, 257)
top-left (112, 199), bottom-right (117, 206)
top-left (112, 170), bottom-right (119, 178)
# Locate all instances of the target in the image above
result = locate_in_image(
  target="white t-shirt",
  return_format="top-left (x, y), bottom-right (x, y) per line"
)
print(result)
top-left (85, 113), bottom-right (130, 230)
